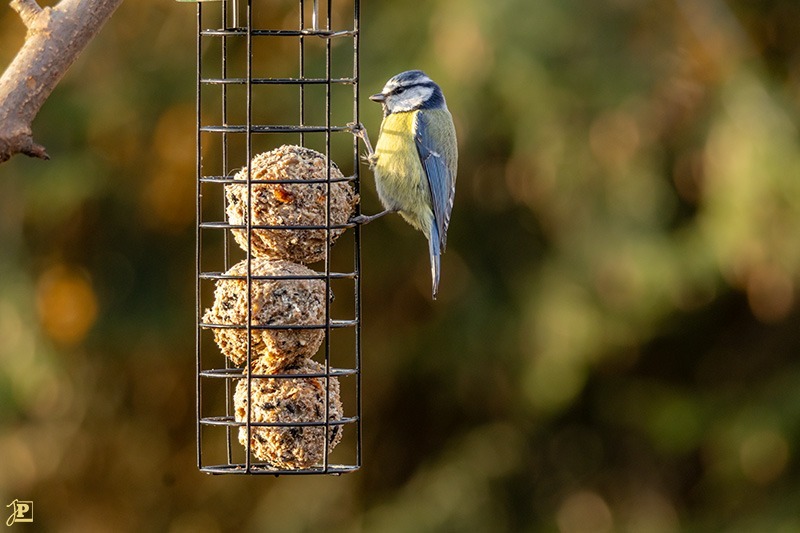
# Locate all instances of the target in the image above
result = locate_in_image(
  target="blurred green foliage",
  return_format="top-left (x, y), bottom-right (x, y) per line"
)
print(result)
top-left (2, 0), bottom-right (800, 531)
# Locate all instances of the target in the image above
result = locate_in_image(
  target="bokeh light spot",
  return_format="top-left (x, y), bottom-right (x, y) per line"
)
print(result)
top-left (557, 490), bottom-right (614, 533)
top-left (739, 429), bottom-right (790, 485)
top-left (745, 264), bottom-right (794, 323)
top-left (36, 265), bottom-right (98, 347)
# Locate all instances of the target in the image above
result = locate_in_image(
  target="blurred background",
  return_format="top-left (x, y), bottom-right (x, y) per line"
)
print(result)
top-left (2, 0), bottom-right (800, 530)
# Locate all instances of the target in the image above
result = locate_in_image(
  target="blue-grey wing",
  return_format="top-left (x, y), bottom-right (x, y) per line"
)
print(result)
top-left (414, 110), bottom-right (457, 252)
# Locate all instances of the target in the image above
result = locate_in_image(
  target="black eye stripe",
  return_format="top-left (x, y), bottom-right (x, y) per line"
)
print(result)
top-left (391, 82), bottom-right (433, 95)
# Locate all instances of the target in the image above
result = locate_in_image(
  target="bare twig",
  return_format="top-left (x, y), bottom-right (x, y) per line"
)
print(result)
top-left (0, 0), bottom-right (124, 164)
top-left (10, 0), bottom-right (43, 30)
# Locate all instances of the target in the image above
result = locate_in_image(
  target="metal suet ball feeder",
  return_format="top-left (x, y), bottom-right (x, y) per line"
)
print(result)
top-left (191, 0), bottom-right (362, 475)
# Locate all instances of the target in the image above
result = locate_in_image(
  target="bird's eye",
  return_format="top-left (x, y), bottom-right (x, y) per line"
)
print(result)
top-left (395, 87), bottom-right (405, 95)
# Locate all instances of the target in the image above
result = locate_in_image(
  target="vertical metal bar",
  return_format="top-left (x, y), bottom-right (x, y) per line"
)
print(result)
top-left (244, 0), bottom-right (254, 474)
top-left (353, 0), bottom-right (362, 470)
top-left (322, 0), bottom-right (333, 473)
top-left (221, 0), bottom-right (234, 468)
top-left (222, 0), bottom-right (231, 264)
top-left (299, 0), bottom-right (305, 146)
top-left (195, 0), bottom-right (204, 472)
top-left (312, 0), bottom-right (319, 31)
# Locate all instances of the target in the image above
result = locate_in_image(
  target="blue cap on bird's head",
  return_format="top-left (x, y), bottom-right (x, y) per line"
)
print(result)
top-left (389, 69), bottom-right (429, 86)
top-left (370, 70), bottom-right (445, 114)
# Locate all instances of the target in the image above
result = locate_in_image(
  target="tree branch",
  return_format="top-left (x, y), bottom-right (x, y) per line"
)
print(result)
top-left (10, 0), bottom-right (43, 31)
top-left (0, 0), bottom-right (124, 164)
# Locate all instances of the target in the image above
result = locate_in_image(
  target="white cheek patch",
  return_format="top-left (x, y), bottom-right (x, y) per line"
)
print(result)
top-left (391, 85), bottom-right (435, 112)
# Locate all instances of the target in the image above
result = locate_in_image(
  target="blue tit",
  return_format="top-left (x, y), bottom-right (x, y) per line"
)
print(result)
top-left (352, 70), bottom-right (458, 299)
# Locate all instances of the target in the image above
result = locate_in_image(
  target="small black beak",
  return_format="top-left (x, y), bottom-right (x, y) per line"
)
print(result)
top-left (369, 92), bottom-right (386, 103)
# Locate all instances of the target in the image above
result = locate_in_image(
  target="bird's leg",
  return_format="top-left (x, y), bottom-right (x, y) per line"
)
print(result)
top-left (346, 122), bottom-right (376, 164)
top-left (351, 208), bottom-right (397, 225)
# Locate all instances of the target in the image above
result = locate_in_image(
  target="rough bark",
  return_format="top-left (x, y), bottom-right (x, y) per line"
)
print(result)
top-left (0, 0), bottom-right (124, 164)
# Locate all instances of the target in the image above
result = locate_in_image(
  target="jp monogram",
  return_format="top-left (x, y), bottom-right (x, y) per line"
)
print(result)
top-left (5, 500), bottom-right (33, 526)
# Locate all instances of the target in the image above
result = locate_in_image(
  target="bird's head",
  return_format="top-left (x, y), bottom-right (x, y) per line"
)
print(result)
top-left (369, 70), bottom-right (446, 116)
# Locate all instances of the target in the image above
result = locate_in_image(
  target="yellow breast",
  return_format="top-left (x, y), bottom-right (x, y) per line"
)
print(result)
top-left (372, 111), bottom-right (432, 234)
top-left (374, 112), bottom-right (420, 177)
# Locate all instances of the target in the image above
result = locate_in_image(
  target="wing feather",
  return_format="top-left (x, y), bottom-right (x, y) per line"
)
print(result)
top-left (414, 110), bottom-right (457, 252)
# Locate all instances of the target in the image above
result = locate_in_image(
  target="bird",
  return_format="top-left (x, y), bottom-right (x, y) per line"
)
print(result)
top-left (350, 70), bottom-right (458, 299)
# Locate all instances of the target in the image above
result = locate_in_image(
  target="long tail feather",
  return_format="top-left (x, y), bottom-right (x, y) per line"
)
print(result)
top-left (429, 225), bottom-right (441, 299)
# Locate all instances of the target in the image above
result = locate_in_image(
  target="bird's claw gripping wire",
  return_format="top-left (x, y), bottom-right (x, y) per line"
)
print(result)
top-left (346, 121), bottom-right (376, 163)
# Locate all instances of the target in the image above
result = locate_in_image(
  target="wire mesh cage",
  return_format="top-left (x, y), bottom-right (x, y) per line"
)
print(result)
top-left (194, 0), bottom-right (362, 475)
